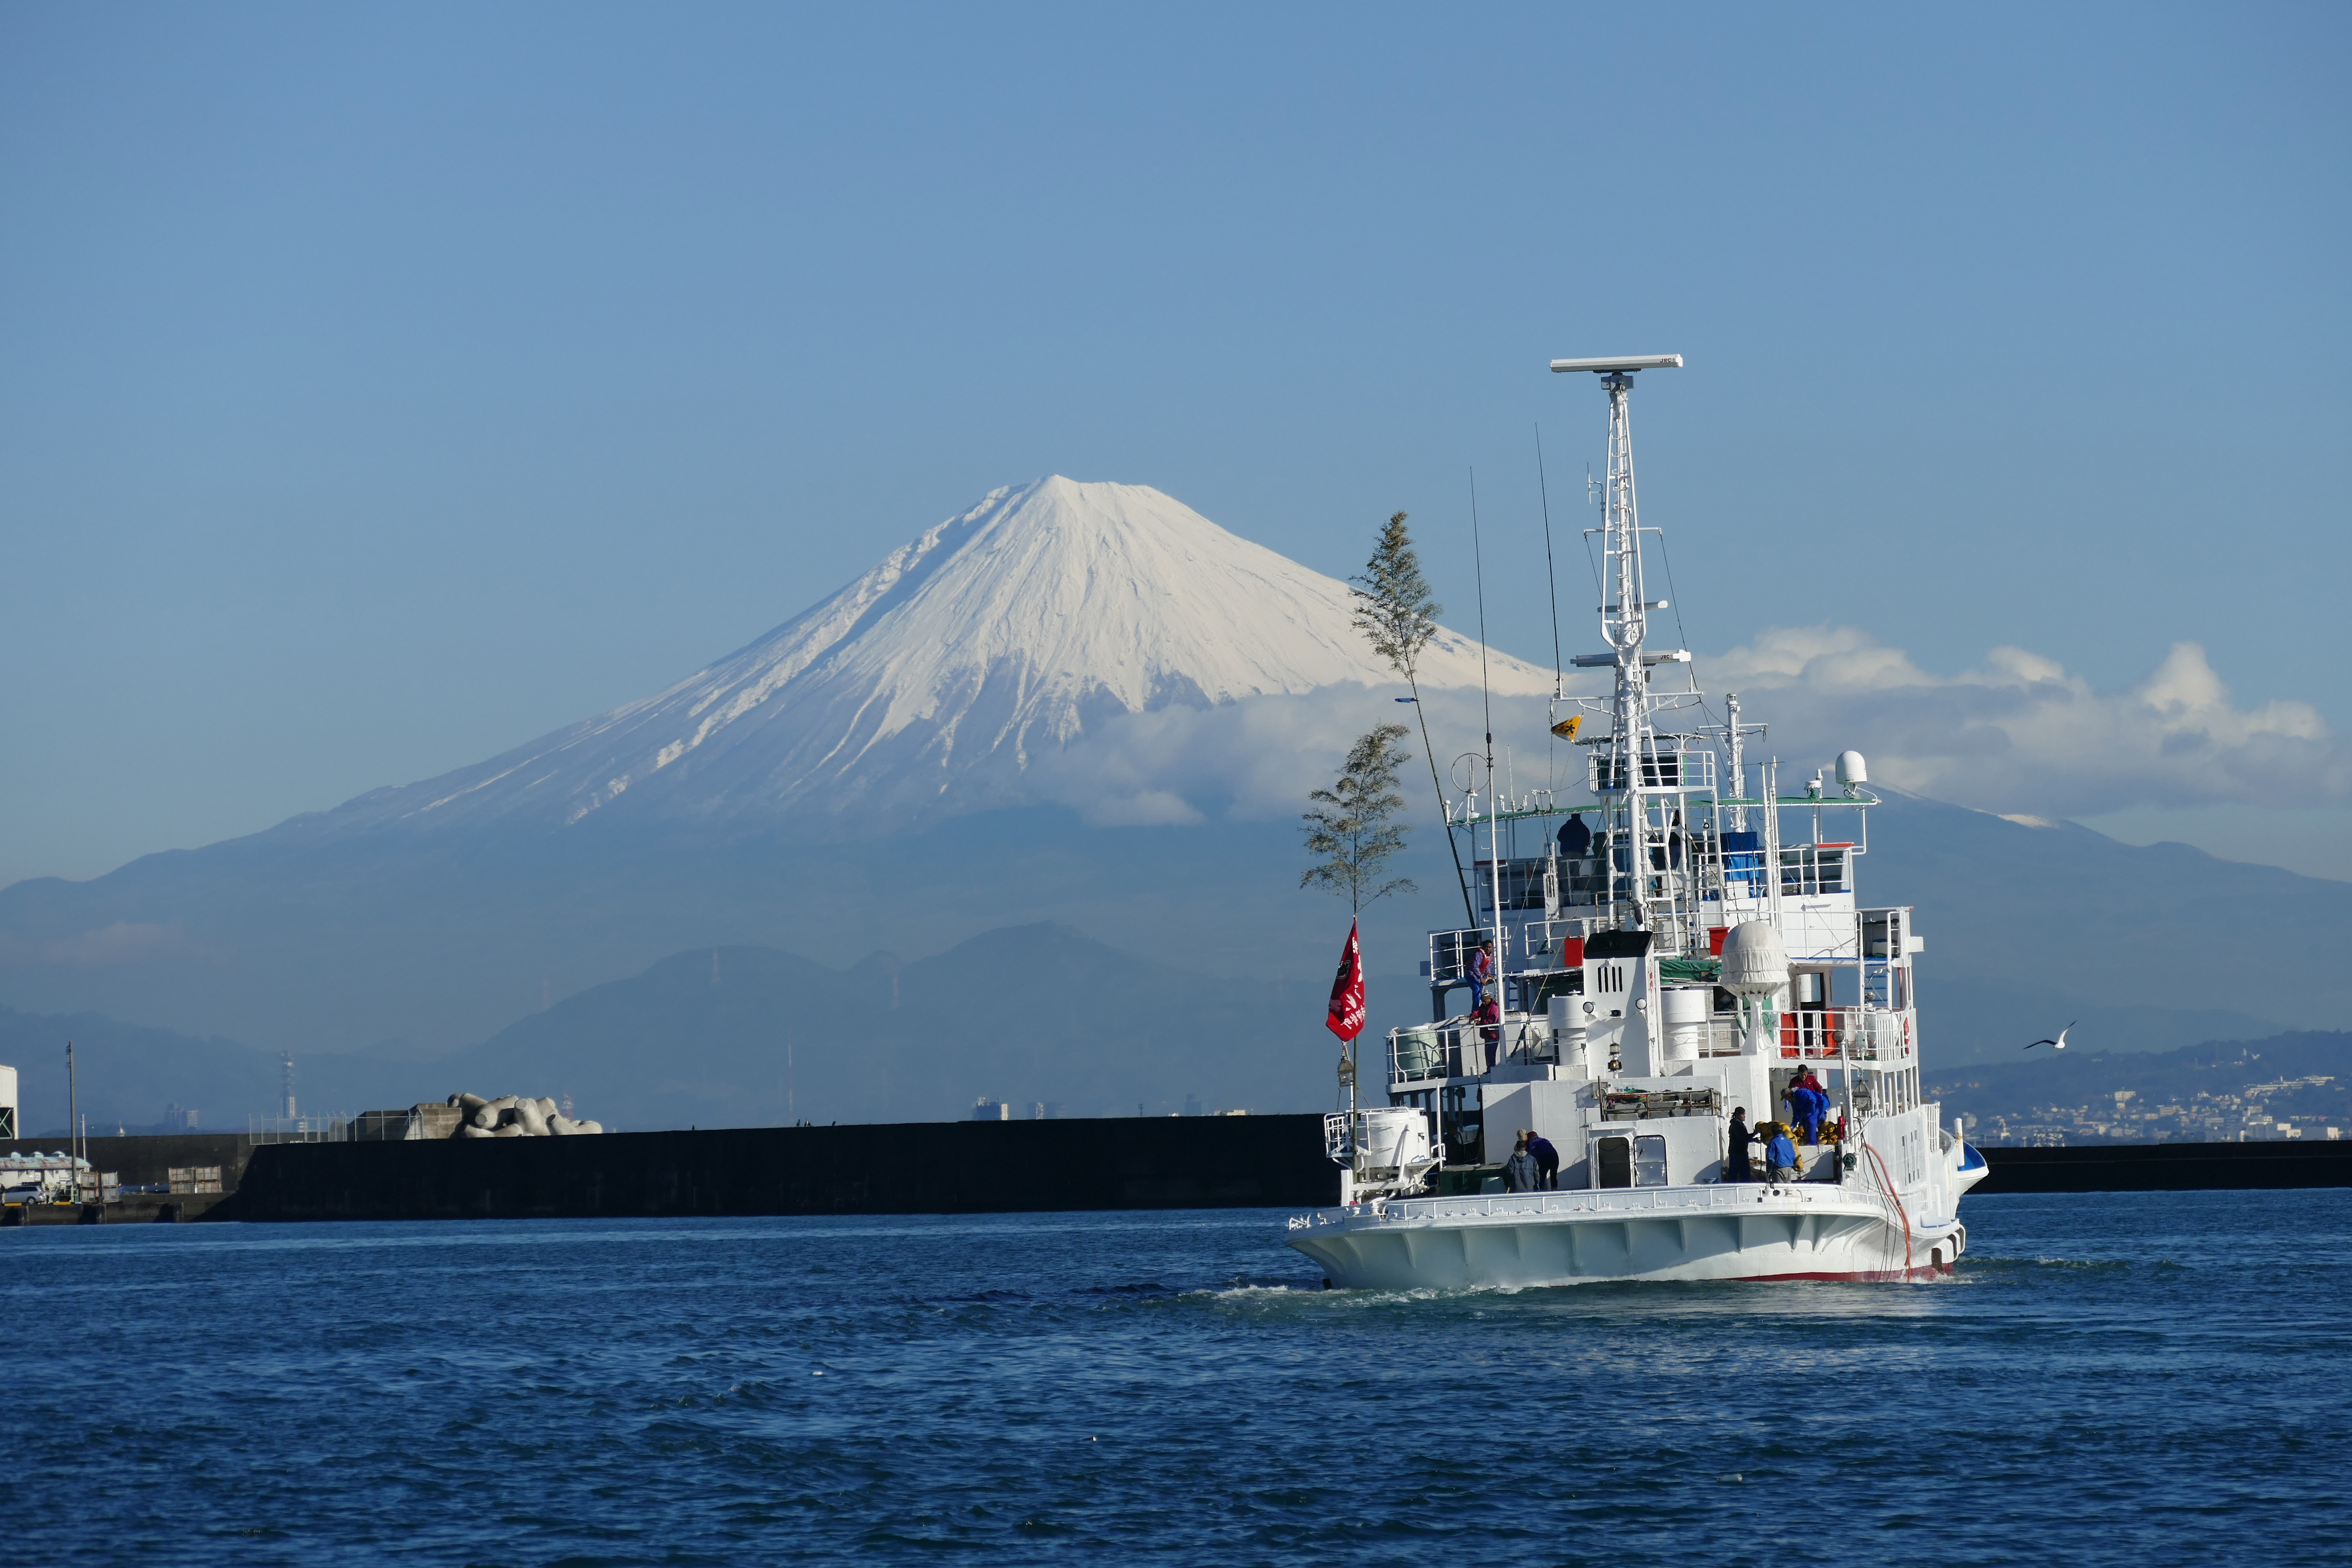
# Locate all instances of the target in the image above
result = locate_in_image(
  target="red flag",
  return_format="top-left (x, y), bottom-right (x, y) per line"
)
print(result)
top-left (1325, 919), bottom-right (1366, 1042)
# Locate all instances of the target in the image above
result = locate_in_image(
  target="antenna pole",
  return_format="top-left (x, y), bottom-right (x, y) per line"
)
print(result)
top-left (1469, 471), bottom-right (1504, 989)
top-left (1537, 427), bottom-right (1562, 700)
top-left (1727, 692), bottom-right (1746, 832)
top-left (1599, 371), bottom-right (1653, 932)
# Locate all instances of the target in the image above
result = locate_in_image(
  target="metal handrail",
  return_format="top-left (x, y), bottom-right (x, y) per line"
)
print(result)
top-left (1776, 1006), bottom-right (1913, 1062)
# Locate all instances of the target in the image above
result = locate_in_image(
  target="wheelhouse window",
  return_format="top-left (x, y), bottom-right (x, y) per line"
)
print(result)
top-left (1633, 1134), bottom-right (1668, 1187)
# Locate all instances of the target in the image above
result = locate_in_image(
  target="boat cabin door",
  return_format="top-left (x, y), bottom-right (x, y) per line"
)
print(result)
top-left (1589, 1130), bottom-right (1670, 1189)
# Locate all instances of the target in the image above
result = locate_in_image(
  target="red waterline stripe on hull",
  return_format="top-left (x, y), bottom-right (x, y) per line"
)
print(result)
top-left (1730, 1264), bottom-right (1952, 1283)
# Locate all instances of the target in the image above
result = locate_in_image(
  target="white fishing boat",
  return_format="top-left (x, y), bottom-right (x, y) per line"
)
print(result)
top-left (1287, 353), bottom-right (1986, 1287)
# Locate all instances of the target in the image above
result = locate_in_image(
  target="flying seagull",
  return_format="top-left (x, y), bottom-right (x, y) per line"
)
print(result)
top-left (2026, 1022), bottom-right (2075, 1051)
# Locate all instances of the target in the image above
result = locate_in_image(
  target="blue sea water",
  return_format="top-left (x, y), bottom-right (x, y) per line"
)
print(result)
top-left (4, 1191), bottom-right (2349, 1566)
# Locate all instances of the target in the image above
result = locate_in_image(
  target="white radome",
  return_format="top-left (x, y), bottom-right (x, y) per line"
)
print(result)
top-left (1718, 922), bottom-right (1791, 995)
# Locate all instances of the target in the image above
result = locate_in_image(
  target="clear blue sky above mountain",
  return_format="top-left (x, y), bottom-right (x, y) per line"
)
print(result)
top-left (3, 3), bottom-right (2346, 885)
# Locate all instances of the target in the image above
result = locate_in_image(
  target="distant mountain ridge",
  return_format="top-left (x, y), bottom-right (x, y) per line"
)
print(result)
top-left (1, 925), bottom-right (1424, 1131)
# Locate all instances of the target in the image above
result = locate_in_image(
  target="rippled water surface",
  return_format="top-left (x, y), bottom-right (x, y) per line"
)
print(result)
top-left (5, 1191), bottom-right (2348, 1565)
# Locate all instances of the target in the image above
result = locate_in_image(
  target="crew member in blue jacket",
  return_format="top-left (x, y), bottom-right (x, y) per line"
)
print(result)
top-left (1763, 1126), bottom-right (1800, 1185)
top-left (1788, 1069), bottom-right (1828, 1145)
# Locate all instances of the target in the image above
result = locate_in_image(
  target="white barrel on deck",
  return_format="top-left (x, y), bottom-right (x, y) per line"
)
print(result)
top-left (1354, 1107), bottom-right (1428, 1170)
top-left (1663, 988), bottom-right (1712, 1063)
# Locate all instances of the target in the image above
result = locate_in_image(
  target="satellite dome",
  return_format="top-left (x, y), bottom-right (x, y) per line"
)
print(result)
top-left (1837, 750), bottom-right (1868, 788)
top-left (1718, 921), bottom-right (1790, 995)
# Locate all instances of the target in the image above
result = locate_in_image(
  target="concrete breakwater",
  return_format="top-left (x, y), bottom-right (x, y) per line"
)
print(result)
top-left (1968, 1139), bottom-right (2352, 1193)
top-left (21, 1125), bottom-right (2352, 1226)
top-left (224, 1115), bottom-right (1338, 1222)
top-left (219, 1124), bottom-right (2352, 1222)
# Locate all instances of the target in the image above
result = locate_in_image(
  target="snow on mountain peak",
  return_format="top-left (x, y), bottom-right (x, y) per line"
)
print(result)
top-left (336, 477), bottom-right (1556, 833)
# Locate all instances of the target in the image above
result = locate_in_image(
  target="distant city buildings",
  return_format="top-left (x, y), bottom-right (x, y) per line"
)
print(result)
top-left (1964, 1075), bottom-right (2343, 1146)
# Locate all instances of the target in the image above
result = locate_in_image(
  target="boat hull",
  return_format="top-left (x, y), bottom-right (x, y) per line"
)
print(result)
top-left (1286, 1184), bottom-right (1964, 1289)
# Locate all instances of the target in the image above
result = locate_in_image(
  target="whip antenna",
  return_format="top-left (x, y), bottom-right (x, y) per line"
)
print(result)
top-left (1469, 468), bottom-right (1491, 755)
top-left (1537, 426), bottom-right (1562, 700)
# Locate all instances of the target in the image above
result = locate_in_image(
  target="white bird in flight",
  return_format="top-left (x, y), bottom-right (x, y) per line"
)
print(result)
top-left (2025, 1022), bottom-right (2075, 1051)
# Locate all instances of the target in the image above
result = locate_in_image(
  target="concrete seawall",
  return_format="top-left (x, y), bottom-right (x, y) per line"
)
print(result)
top-left (1971, 1139), bottom-right (2352, 1194)
top-left (29, 1125), bottom-right (2352, 1224)
top-left (224, 1115), bottom-right (1340, 1221)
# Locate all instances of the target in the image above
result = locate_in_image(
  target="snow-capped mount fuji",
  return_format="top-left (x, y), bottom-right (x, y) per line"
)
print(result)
top-left (322, 477), bottom-right (1556, 836)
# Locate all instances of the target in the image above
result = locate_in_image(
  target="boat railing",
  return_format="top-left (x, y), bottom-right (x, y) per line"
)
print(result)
top-left (1393, 1011), bottom-right (1783, 1081)
top-left (1425, 927), bottom-right (1493, 985)
top-left (1778, 843), bottom-right (1852, 896)
top-left (1777, 1007), bottom-right (1912, 1061)
top-left (1518, 916), bottom-right (1599, 970)
top-left (1388, 1016), bottom-right (1549, 1085)
top-left (1587, 741), bottom-right (1718, 794)
top-left (1322, 1112), bottom-right (1352, 1162)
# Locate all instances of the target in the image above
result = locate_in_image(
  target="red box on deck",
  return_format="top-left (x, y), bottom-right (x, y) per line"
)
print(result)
top-left (1560, 935), bottom-right (1585, 968)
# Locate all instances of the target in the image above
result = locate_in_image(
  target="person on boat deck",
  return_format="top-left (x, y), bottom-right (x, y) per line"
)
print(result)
top-left (1466, 936), bottom-right (1496, 1010)
top-left (1780, 1075), bottom-right (1811, 1144)
top-left (1503, 1137), bottom-right (1540, 1193)
top-left (1790, 1069), bottom-right (1828, 1145)
top-left (1525, 1130), bottom-right (1561, 1190)
top-left (1763, 1124), bottom-right (1800, 1185)
top-left (1556, 812), bottom-right (1591, 858)
top-left (1475, 993), bottom-right (1503, 1048)
top-left (1725, 1108), bottom-right (1756, 1183)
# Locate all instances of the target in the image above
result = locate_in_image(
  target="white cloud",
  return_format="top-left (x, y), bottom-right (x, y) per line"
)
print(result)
top-left (1027, 630), bottom-right (2350, 829)
top-left (1031, 683), bottom-right (1578, 826)
top-left (1704, 626), bottom-right (2350, 816)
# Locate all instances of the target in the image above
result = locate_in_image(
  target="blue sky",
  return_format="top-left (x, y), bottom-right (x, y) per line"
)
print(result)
top-left (3, 3), bottom-right (2346, 885)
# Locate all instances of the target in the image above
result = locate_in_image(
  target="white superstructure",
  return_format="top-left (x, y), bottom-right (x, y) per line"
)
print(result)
top-left (1288, 356), bottom-right (1986, 1287)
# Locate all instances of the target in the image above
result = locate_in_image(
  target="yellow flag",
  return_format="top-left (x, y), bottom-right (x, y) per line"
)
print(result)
top-left (1550, 714), bottom-right (1583, 740)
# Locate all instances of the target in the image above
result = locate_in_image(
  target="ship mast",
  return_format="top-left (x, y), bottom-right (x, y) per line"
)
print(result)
top-left (1599, 369), bottom-right (1654, 930)
top-left (1552, 353), bottom-right (1682, 934)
